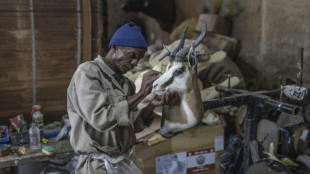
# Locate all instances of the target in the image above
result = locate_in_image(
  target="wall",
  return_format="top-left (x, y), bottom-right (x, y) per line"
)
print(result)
top-left (0, 0), bottom-right (104, 124)
top-left (231, 0), bottom-right (310, 88)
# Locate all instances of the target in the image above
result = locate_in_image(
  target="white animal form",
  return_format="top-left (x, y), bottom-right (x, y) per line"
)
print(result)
top-left (152, 21), bottom-right (207, 136)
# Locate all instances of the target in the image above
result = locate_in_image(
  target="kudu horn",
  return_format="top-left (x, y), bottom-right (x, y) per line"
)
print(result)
top-left (158, 25), bottom-right (189, 61)
top-left (174, 20), bottom-right (207, 62)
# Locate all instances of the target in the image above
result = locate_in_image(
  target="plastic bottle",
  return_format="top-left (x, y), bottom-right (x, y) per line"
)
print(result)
top-left (31, 105), bottom-right (44, 129)
top-left (29, 123), bottom-right (41, 150)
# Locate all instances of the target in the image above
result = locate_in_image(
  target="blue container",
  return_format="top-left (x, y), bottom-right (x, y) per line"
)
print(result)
top-left (41, 126), bottom-right (71, 139)
top-left (41, 128), bottom-right (61, 139)
top-left (0, 125), bottom-right (9, 144)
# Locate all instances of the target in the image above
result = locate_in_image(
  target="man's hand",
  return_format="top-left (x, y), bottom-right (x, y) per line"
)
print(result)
top-left (139, 70), bottom-right (161, 97)
top-left (140, 92), bottom-right (177, 125)
top-left (128, 70), bottom-right (161, 112)
top-left (151, 92), bottom-right (177, 107)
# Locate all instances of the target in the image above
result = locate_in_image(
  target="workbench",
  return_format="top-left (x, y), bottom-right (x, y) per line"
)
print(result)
top-left (0, 139), bottom-right (75, 169)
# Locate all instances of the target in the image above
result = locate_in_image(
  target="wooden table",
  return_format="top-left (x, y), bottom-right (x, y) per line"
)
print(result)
top-left (0, 139), bottom-right (75, 169)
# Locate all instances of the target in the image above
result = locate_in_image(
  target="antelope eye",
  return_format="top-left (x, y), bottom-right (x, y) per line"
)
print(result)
top-left (173, 69), bottom-right (183, 76)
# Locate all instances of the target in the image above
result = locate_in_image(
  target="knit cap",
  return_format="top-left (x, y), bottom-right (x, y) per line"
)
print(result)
top-left (109, 22), bottom-right (147, 49)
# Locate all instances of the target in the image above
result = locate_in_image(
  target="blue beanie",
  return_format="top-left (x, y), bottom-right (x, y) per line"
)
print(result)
top-left (109, 22), bottom-right (147, 49)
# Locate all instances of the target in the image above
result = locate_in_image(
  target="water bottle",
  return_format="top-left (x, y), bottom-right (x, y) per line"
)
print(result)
top-left (31, 105), bottom-right (44, 129)
top-left (29, 123), bottom-right (41, 150)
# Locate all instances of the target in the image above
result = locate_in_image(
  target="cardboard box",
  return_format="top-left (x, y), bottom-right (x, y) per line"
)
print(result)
top-left (134, 124), bottom-right (224, 174)
top-left (195, 14), bottom-right (231, 36)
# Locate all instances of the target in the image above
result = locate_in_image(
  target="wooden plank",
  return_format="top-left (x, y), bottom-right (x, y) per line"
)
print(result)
top-left (0, 85), bottom-right (72, 120)
top-left (101, 0), bottom-right (108, 54)
top-left (0, 89), bottom-right (32, 105)
top-left (0, 50), bottom-right (76, 67)
top-left (0, 15), bottom-right (77, 30)
top-left (0, 30), bottom-right (31, 40)
top-left (0, 16), bottom-right (30, 30)
top-left (0, 12), bottom-right (77, 18)
top-left (0, 52), bottom-right (32, 76)
top-left (0, 139), bottom-right (74, 169)
top-left (33, 0), bottom-right (77, 11)
top-left (0, 12), bottom-right (30, 17)
top-left (0, 39), bottom-right (32, 50)
top-left (32, 0), bottom-right (76, 5)
top-left (0, 70), bottom-right (32, 82)
top-left (0, 89), bottom-right (33, 117)
top-left (35, 29), bottom-right (77, 40)
top-left (91, 12), bottom-right (102, 58)
top-left (35, 100), bottom-right (68, 117)
top-left (37, 102), bottom-right (67, 112)
top-left (36, 78), bottom-right (72, 88)
top-left (0, 0), bottom-right (87, 123)
top-left (36, 86), bottom-right (68, 101)
top-left (0, 0), bottom-right (28, 5)
top-left (35, 39), bottom-right (77, 50)
top-left (90, 0), bottom-right (102, 58)
top-left (0, 0), bottom-right (77, 11)
top-left (0, 60), bottom-right (32, 71)
top-left (0, 81), bottom-right (32, 90)
top-left (0, 50), bottom-right (32, 59)
top-left (0, 51), bottom-right (32, 103)
top-left (36, 67), bottom-right (76, 80)
top-left (33, 12), bottom-right (78, 18)
top-left (35, 50), bottom-right (77, 60)
top-left (82, 0), bottom-right (92, 61)
top-left (42, 109), bottom-right (68, 120)
top-left (0, 0), bottom-right (29, 11)
top-left (35, 16), bottom-right (78, 29)
top-left (36, 51), bottom-right (76, 80)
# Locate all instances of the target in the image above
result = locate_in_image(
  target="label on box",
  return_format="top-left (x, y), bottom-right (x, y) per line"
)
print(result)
top-left (186, 148), bottom-right (215, 173)
top-left (214, 135), bottom-right (224, 151)
top-left (156, 148), bottom-right (216, 174)
top-left (156, 152), bottom-right (187, 174)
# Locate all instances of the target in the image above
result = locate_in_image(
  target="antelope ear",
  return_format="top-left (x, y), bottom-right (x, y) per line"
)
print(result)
top-left (188, 47), bottom-right (198, 74)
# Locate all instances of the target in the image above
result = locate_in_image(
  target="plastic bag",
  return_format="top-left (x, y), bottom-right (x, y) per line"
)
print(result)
top-left (104, 158), bottom-right (142, 174)
top-left (220, 134), bottom-right (243, 173)
top-left (92, 148), bottom-right (142, 174)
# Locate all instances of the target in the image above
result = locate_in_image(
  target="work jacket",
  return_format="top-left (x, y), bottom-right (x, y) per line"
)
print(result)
top-left (67, 55), bottom-right (146, 173)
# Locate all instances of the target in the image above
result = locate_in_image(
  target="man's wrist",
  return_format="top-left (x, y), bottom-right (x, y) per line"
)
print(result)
top-left (147, 102), bottom-right (156, 110)
top-left (137, 90), bottom-right (147, 98)
top-left (141, 103), bottom-right (156, 123)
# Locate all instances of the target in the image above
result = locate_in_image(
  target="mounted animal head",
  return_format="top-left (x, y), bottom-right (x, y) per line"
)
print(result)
top-left (121, 0), bottom-right (176, 31)
top-left (152, 21), bottom-right (207, 136)
top-left (152, 21), bottom-right (207, 95)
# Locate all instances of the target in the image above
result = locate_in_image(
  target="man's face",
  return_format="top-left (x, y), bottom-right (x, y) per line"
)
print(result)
top-left (113, 46), bottom-right (146, 74)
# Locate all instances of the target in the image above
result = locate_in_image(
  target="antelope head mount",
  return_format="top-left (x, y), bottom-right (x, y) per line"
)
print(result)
top-left (152, 21), bottom-right (207, 136)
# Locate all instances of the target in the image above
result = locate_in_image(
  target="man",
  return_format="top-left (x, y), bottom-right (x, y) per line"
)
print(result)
top-left (67, 22), bottom-right (175, 173)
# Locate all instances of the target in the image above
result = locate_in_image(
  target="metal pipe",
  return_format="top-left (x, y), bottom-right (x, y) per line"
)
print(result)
top-left (215, 85), bottom-right (246, 95)
top-left (76, 0), bottom-right (82, 66)
top-left (29, 0), bottom-right (36, 105)
top-left (203, 97), bottom-right (240, 110)
top-left (264, 99), bottom-right (300, 115)
top-left (297, 47), bottom-right (303, 87)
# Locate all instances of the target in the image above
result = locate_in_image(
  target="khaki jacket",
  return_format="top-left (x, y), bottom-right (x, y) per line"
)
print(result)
top-left (67, 56), bottom-right (146, 173)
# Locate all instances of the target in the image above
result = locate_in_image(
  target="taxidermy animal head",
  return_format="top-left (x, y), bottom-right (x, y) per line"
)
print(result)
top-left (152, 21), bottom-right (207, 137)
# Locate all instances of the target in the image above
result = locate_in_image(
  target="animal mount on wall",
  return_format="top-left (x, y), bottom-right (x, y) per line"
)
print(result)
top-left (152, 21), bottom-right (207, 137)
